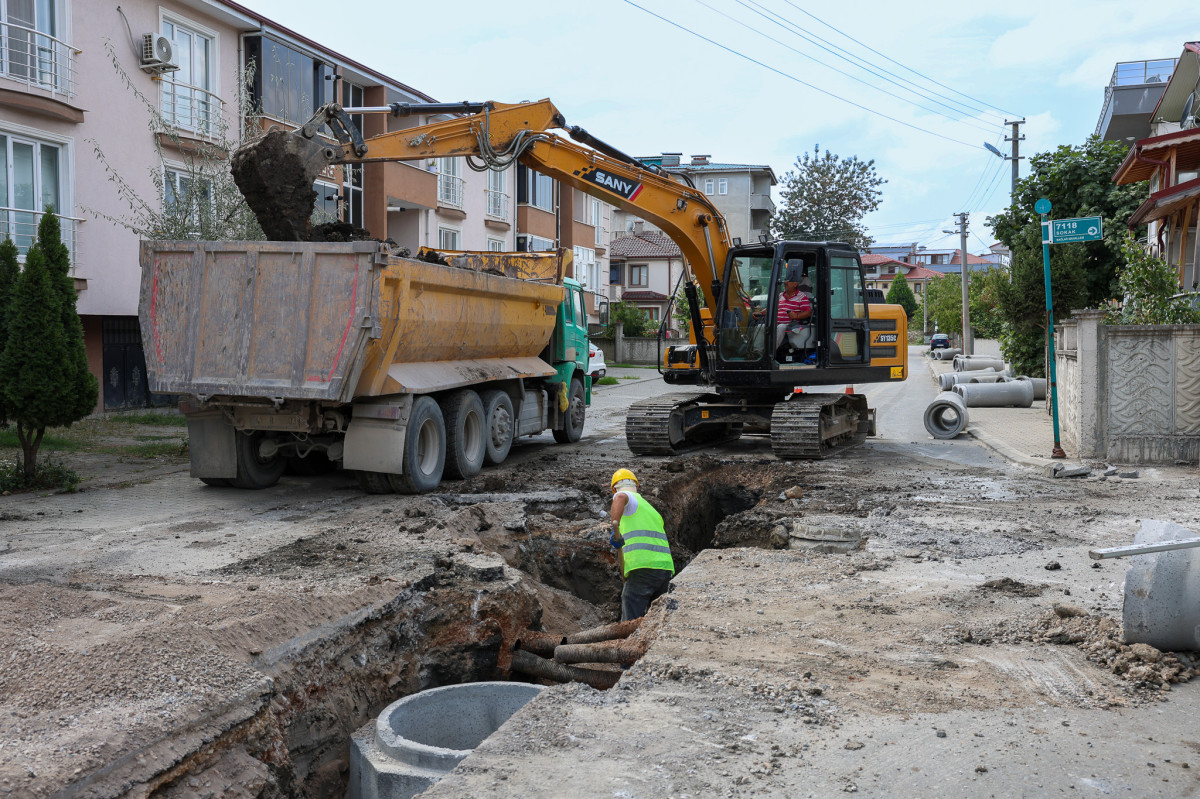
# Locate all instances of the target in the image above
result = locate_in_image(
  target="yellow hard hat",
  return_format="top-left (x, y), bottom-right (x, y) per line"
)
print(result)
top-left (610, 468), bottom-right (638, 491)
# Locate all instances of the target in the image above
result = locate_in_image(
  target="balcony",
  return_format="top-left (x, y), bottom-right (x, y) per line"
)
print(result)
top-left (384, 161), bottom-right (437, 211)
top-left (749, 193), bottom-right (776, 213)
top-left (160, 80), bottom-right (225, 137)
top-left (1095, 58), bottom-right (1178, 141)
top-left (0, 21), bottom-right (77, 98)
top-left (1, 206), bottom-right (83, 272)
top-left (437, 173), bottom-right (464, 208)
top-left (486, 189), bottom-right (509, 220)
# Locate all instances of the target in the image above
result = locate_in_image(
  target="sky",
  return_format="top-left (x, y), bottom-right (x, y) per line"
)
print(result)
top-left (242, 0), bottom-right (1192, 253)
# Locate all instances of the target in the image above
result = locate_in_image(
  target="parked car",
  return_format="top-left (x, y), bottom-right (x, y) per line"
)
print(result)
top-left (929, 333), bottom-right (951, 351)
top-left (588, 342), bottom-right (607, 379)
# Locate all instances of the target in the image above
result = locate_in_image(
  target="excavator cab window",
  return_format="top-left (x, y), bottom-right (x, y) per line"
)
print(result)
top-left (827, 253), bottom-right (869, 364)
top-left (716, 255), bottom-right (772, 362)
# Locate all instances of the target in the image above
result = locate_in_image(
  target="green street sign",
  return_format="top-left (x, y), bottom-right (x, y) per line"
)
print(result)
top-left (1044, 216), bottom-right (1103, 244)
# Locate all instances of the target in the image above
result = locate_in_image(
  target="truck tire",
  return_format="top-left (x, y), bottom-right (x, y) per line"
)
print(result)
top-left (480, 389), bottom-right (514, 466)
top-left (199, 477), bottom-right (231, 488)
top-left (553, 377), bottom-right (586, 444)
top-left (442, 390), bottom-right (485, 480)
top-left (388, 395), bottom-right (446, 494)
top-left (231, 432), bottom-right (286, 489)
top-left (358, 471), bottom-right (393, 494)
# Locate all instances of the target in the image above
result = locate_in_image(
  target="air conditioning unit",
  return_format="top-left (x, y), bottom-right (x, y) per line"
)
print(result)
top-left (140, 33), bottom-right (179, 74)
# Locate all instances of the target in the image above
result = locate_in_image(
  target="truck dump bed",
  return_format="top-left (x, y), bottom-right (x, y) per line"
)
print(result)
top-left (139, 240), bottom-right (567, 403)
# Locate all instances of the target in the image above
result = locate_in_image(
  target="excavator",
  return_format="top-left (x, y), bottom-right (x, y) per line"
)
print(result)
top-left (231, 99), bottom-right (907, 459)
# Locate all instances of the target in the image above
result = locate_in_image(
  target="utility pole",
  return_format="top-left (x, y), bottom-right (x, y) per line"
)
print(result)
top-left (1005, 119), bottom-right (1026, 196)
top-left (942, 213), bottom-right (972, 354)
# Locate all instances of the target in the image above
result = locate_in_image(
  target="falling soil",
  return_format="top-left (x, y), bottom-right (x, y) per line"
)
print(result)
top-left (230, 128), bottom-right (322, 241)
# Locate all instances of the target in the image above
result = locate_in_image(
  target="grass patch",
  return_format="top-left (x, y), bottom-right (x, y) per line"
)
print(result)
top-left (95, 440), bottom-right (189, 459)
top-left (107, 411), bottom-right (188, 427)
top-left (0, 429), bottom-right (93, 452)
top-left (0, 456), bottom-right (79, 493)
top-left (595, 376), bottom-right (619, 386)
top-left (620, 375), bottom-right (642, 380)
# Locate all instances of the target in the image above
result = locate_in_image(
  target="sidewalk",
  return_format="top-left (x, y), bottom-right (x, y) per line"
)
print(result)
top-left (924, 346), bottom-right (1073, 467)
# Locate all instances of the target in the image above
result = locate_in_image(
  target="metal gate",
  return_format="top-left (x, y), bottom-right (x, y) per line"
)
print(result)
top-left (101, 317), bottom-right (161, 409)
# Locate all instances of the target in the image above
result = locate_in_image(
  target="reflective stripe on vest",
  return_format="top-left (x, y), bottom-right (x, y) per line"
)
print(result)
top-left (619, 491), bottom-right (675, 576)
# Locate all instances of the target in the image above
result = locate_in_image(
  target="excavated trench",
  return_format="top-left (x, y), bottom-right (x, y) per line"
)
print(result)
top-left (139, 465), bottom-right (774, 799)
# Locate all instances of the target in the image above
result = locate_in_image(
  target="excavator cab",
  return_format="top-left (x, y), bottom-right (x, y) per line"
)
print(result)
top-left (709, 241), bottom-right (873, 388)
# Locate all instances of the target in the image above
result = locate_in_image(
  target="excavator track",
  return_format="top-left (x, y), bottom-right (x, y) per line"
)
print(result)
top-left (770, 393), bottom-right (870, 460)
top-left (625, 393), bottom-right (714, 455)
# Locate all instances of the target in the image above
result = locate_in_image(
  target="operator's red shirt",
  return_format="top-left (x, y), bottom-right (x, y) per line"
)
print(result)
top-left (776, 289), bottom-right (812, 324)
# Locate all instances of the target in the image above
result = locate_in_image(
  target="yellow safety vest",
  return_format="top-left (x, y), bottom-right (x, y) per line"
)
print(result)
top-left (618, 491), bottom-right (675, 576)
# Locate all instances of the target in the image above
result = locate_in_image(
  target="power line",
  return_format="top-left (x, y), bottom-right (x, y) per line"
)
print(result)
top-left (779, 0), bottom-right (1021, 119)
top-left (620, 0), bottom-right (979, 150)
top-left (738, 0), bottom-right (1001, 131)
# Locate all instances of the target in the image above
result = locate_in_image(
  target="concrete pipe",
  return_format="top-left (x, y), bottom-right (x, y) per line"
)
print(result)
top-left (1014, 376), bottom-right (1047, 400)
top-left (923, 391), bottom-right (969, 439)
top-left (349, 681), bottom-right (544, 799)
top-left (510, 648), bottom-right (621, 690)
top-left (953, 355), bottom-right (1007, 373)
top-left (934, 348), bottom-right (962, 361)
top-left (966, 374), bottom-right (1004, 384)
top-left (937, 369), bottom-right (1003, 391)
top-left (952, 380), bottom-right (1035, 408)
top-left (563, 618), bottom-right (642, 645)
top-left (1123, 519), bottom-right (1200, 651)
top-left (512, 630), bottom-right (567, 658)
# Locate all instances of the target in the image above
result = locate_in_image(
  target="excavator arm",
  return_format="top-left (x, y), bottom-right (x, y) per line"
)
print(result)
top-left (232, 100), bottom-right (732, 314)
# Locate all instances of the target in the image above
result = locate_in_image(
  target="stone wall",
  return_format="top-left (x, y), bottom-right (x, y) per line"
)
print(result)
top-left (1055, 310), bottom-right (1200, 463)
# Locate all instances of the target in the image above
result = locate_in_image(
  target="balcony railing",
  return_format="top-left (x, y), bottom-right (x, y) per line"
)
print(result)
top-left (160, 80), bottom-right (225, 136)
top-left (0, 206), bottom-right (83, 270)
top-left (0, 21), bottom-right (77, 98)
top-left (486, 189), bottom-right (509, 219)
top-left (438, 173), bottom-right (464, 208)
top-left (1095, 58), bottom-right (1178, 136)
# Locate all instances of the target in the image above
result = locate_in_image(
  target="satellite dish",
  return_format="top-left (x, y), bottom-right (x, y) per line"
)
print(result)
top-left (1182, 92), bottom-right (1197, 129)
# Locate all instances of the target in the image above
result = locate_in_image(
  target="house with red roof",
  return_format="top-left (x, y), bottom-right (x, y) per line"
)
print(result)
top-left (607, 227), bottom-right (685, 335)
top-left (861, 254), bottom-right (943, 316)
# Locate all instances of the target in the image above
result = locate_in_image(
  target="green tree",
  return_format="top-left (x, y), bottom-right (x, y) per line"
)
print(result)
top-left (1108, 232), bottom-right (1200, 325)
top-left (924, 273), bottom-right (962, 335)
top-left (987, 136), bottom-right (1145, 373)
top-left (1, 246), bottom-right (73, 479)
top-left (885, 272), bottom-right (919, 319)
top-left (970, 267), bottom-right (1009, 340)
top-left (38, 210), bottom-right (98, 420)
top-left (0, 238), bottom-right (18, 426)
top-left (607, 301), bottom-right (651, 338)
top-left (773, 146), bottom-right (885, 250)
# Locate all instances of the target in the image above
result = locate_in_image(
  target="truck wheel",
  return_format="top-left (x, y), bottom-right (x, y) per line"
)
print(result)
top-left (199, 477), bottom-right (231, 487)
top-left (231, 432), bottom-right (286, 489)
top-left (388, 395), bottom-right (446, 494)
top-left (442, 390), bottom-right (486, 480)
top-left (553, 378), bottom-right (586, 444)
top-left (358, 471), bottom-right (393, 494)
top-left (480, 390), bottom-right (514, 466)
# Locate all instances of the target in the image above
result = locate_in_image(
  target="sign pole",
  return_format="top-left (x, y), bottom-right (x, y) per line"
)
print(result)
top-left (1037, 199), bottom-right (1067, 459)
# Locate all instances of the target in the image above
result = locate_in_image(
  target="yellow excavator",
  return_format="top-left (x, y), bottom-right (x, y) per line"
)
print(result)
top-left (232, 99), bottom-right (907, 459)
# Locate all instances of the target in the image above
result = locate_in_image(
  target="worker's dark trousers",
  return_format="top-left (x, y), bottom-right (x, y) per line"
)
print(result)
top-left (621, 568), bottom-right (673, 621)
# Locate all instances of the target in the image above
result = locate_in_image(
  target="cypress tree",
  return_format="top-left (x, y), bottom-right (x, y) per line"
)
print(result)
top-left (0, 245), bottom-right (70, 479)
top-left (0, 238), bottom-right (18, 426)
top-left (885, 272), bottom-right (920, 320)
top-left (37, 210), bottom-right (98, 419)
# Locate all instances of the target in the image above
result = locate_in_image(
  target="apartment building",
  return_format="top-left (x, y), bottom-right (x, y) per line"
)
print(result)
top-left (0, 0), bottom-right (614, 410)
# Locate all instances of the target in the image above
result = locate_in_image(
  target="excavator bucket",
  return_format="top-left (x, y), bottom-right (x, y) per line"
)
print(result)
top-left (230, 127), bottom-right (341, 241)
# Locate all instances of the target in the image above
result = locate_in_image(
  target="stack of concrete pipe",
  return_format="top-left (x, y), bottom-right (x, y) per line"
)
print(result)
top-left (1014, 376), bottom-right (1047, 400)
top-left (923, 390), bottom-right (969, 438)
top-left (933, 348), bottom-right (962, 360)
top-left (952, 379), bottom-right (1035, 408)
top-left (953, 354), bottom-right (1007, 372)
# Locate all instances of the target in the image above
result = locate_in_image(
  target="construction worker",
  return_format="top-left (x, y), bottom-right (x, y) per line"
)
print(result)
top-left (608, 468), bottom-right (675, 621)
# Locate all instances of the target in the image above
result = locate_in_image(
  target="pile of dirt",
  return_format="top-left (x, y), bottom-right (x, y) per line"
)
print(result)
top-left (230, 128), bottom-right (323, 241)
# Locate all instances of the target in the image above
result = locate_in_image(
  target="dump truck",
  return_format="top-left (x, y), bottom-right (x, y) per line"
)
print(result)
top-left (139, 240), bottom-right (590, 492)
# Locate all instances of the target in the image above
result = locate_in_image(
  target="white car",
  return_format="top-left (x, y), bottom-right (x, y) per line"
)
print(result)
top-left (588, 342), bottom-right (607, 379)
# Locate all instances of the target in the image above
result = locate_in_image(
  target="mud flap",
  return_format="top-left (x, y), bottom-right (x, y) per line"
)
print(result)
top-left (343, 398), bottom-right (415, 474)
top-left (187, 411), bottom-right (237, 478)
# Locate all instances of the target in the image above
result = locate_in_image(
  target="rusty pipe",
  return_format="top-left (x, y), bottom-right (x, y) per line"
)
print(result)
top-left (510, 649), bottom-right (620, 690)
top-left (563, 618), bottom-right (642, 645)
top-left (553, 638), bottom-right (649, 666)
top-left (512, 631), bottom-right (567, 659)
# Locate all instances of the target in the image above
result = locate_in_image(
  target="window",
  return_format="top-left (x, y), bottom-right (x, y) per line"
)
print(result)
top-left (518, 234), bottom-right (555, 252)
top-left (487, 237), bottom-right (505, 252)
top-left (342, 82), bottom-right (364, 226)
top-left (438, 157), bottom-right (463, 207)
top-left (312, 179), bottom-right (339, 224)
top-left (829, 255), bottom-right (866, 319)
top-left (640, 306), bottom-right (660, 322)
top-left (2, 0), bottom-right (63, 90)
top-left (164, 165), bottom-right (212, 233)
top-left (718, 178), bottom-right (728, 195)
top-left (629, 263), bottom-right (648, 287)
top-left (573, 246), bottom-right (597, 289)
top-left (517, 164), bottom-right (554, 211)
top-left (438, 227), bottom-right (460, 250)
top-left (486, 169), bottom-right (507, 218)
top-left (609, 263), bottom-right (623, 285)
top-left (0, 132), bottom-right (61, 253)
top-left (245, 35), bottom-right (335, 128)
top-left (704, 179), bottom-right (714, 195)
top-left (162, 15), bottom-right (216, 133)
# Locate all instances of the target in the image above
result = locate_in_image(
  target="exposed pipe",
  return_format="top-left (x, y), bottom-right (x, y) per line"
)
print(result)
top-left (953, 355), bottom-right (1006, 373)
top-left (952, 380), bottom-right (1035, 408)
top-left (510, 649), bottom-right (620, 690)
top-left (1014, 376), bottom-right (1047, 400)
top-left (512, 631), bottom-right (567, 659)
top-left (563, 618), bottom-right (642, 645)
top-left (553, 638), bottom-right (649, 666)
top-left (923, 391), bottom-right (969, 439)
